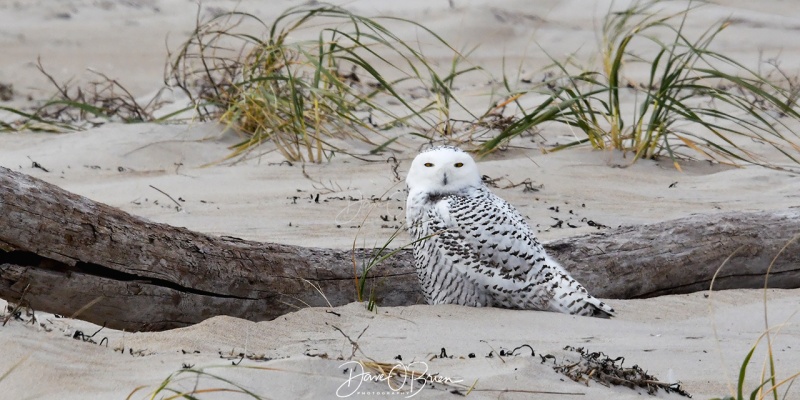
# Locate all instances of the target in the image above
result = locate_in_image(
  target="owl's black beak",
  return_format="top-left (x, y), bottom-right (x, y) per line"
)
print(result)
top-left (442, 172), bottom-right (448, 186)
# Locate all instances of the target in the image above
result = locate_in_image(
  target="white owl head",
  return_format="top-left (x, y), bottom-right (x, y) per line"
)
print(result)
top-left (406, 146), bottom-right (482, 192)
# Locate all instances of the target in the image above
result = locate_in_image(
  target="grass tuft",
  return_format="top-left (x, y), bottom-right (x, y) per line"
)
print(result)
top-left (479, 0), bottom-right (800, 169)
top-left (166, 3), bottom-right (480, 163)
top-left (709, 236), bottom-right (800, 400)
top-left (4, 1), bottom-right (800, 168)
top-left (1, 59), bottom-right (175, 132)
top-left (126, 365), bottom-right (286, 400)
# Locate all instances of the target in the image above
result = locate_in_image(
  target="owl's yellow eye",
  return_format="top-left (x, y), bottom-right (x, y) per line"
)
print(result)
top-left (424, 162), bottom-right (434, 167)
top-left (454, 162), bottom-right (464, 168)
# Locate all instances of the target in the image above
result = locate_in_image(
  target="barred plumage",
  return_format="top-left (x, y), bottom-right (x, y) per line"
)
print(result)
top-left (405, 146), bottom-right (614, 317)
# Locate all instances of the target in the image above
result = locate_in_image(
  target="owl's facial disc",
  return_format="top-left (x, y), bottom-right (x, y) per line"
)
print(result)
top-left (406, 147), bottom-right (481, 192)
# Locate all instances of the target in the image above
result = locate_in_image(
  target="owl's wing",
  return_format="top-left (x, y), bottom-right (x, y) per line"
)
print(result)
top-left (435, 190), bottom-right (614, 316)
top-left (412, 201), bottom-right (491, 306)
top-left (435, 191), bottom-right (542, 285)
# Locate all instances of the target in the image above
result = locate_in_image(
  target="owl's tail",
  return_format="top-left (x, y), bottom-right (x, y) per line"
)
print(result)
top-left (532, 256), bottom-right (615, 318)
top-left (562, 292), bottom-right (615, 318)
top-left (546, 274), bottom-right (615, 318)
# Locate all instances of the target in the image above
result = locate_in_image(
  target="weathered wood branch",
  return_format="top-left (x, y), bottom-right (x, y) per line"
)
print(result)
top-left (1, 166), bottom-right (799, 331)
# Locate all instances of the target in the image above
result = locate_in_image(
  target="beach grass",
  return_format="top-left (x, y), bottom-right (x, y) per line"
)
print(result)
top-left (126, 365), bottom-right (275, 400)
top-left (3, 1), bottom-right (800, 169)
top-left (351, 216), bottom-right (409, 311)
top-left (0, 355), bottom-right (28, 386)
top-left (478, 0), bottom-right (800, 169)
top-left (0, 60), bottom-right (182, 132)
top-left (166, 4), bottom-right (479, 162)
top-left (709, 238), bottom-right (800, 400)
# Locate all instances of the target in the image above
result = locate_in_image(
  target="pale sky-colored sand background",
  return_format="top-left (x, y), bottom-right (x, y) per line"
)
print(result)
top-left (1, 0), bottom-right (799, 399)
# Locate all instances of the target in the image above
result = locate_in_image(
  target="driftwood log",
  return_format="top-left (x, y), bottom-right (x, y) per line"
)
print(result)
top-left (1, 166), bottom-right (799, 331)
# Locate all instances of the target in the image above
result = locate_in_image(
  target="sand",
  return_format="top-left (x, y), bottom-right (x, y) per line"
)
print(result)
top-left (1, 0), bottom-right (799, 399)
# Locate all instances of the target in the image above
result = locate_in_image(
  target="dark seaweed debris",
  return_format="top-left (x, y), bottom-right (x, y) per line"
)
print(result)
top-left (554, 346), bottom-right (692, 397)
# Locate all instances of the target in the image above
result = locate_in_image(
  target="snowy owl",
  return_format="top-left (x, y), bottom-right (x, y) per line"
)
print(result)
top-left (405, 146), bottom-right (614, 317)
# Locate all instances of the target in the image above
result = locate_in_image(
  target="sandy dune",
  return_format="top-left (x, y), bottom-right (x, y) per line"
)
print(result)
top-left (1, 0), bottom-right (799, 399)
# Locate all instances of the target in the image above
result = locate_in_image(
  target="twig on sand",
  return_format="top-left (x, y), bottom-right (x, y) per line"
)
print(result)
top-left (148, 185), bottom-right (183, 211)
top-left (2, 283), bottom-right (32, 326)
top-left (0, 355), bottom-right (30, 383)
top-left (479, 340), bottom-right (506, 363)
top-left (69, 296), bottom-right (104, 320)
top-left (330, 324), bottom-right (371, 361)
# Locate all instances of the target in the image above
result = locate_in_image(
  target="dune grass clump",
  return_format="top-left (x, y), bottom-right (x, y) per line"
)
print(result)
top-left (4, 1), bottom-right (800, 169)
top-left (481, 1), bottom-right (800, 169)
top-left (127, 365), bottom-right (272, 400)
top-left (0, 60), bottom-right (174, 133)
top-left (719, 332), bottom-right (800, 400)
top-left (167, 4), bottom-right (479, 162)
top-left (352, 227), bottom-right (405, 311)
top-left (709, 239), bottom-right (799, 400)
